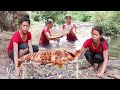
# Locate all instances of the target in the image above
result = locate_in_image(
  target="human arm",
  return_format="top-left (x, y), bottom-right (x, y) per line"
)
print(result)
top-left (13, 42), bottom-right (21, 77)
top-left (75, 46), bottom-right (86, 60)
top-left (27, 32), bottom-right (33, 54)
top-left (13, 42), bottom-right (19, 67)
top-left (69, 24), bottom-right (77, 36)
top-left (97, 49), bottom-right (108, 77)
top-left (28, 39), bottom-right (33, 54)
top-left (45, 32), bottom-right (63, 41)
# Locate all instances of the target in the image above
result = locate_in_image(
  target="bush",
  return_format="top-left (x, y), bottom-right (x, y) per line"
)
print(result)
top-left (91, 11), bottom-right (120, 36)
top-left (34, 15), bottom-right (40, 22)
top-left (39, 11), bottom-right (67, 25)
top-left (67, 11), bottom-right (93, 22)
top-left (78, 12), bottom-right (92, 22)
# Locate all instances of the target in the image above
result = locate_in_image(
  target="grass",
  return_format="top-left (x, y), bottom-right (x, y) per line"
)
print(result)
top-left (108, 36), bottom-right (120, 58)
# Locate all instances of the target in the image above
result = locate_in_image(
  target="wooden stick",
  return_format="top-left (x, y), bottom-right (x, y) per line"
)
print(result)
top-left (34, 68), bottom-right (44, 76)
top-left (21, 63), bottom-right (27, 79)
top-left (19, 57), bottom-right (83, 79)
top-left (69, 60), bottom-right (83, 64)
top-left (76, 59), bottom-right (79, 79)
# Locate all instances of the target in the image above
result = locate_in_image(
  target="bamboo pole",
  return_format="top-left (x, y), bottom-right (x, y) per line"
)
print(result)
top-left (21, 63), bottom-right (27, 79)
top-left (76, 59), bottom-right (79, 79)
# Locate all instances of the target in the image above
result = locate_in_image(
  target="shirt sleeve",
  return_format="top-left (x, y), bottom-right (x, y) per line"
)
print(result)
top-left (102, 41), bottom-right (108, 50)
top-left (44, 28), bottom-right (49, 33)
top-left (12, 33), bottom-right (19, 44)
top-left (83, 39), bottom-right (89, 48)
top-left (27, 32), bottom-right (32, 40)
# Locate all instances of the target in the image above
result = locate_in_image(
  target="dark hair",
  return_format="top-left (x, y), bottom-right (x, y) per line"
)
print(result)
top-left (19, 16), bottom-right (30, 25)
top-left (45, 18), bottom-right (53, 25)
top-left (22, 14), bottom-right (29, 19)
top-left (92, 26), bottom-right (103, 35)
top-left (65, 15), bottom-right (71, 19)
top-left (92, 26), bottom-right (108, 53)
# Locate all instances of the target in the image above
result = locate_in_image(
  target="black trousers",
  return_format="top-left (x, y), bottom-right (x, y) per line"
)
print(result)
top-left (84, 50), bottom-right (103, 64)
top-left (8, 43), bottom-right (39, 61)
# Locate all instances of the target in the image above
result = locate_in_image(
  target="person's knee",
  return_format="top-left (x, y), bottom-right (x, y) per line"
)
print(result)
top-left (93, 54), bottom-right (103, 63)
top-left (18, 43), bottom-right (28, 50)
top-left (8, 50), bottom-right (14, 63)
top-left (32, 45), bottom-right (39, 52)
top-left (85, 50), bottom-right (91, 56)
top-left (84, 50), bottom-right (93, 60)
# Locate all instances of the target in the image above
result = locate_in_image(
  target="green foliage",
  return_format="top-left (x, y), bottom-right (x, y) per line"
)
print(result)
top-left (34, 15), bottom-right (40, 21)
top-left (29, 11), bottom-right (41, 22)
top-left (78, 12), bottom-right (92, 22)
top-left (67, 11), bottom-right (93, 22)
top-left (29, 11), bottom-right (93, 25)
top-left (38, 11), bottom-right (66, 25)
top-left (109, 36), bottom-right (120, 58)
top-left (91, 11), bottom-right (120, 36)
top-left (29, 11), bottom-right (120, 37)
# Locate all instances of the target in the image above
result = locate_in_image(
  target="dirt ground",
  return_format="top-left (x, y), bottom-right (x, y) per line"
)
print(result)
top-left (0, 22), bottom-right (120, 79)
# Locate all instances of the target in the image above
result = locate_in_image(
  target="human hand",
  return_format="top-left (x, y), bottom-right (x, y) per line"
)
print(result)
top-left (55, 38), bottom-right (60, 43)
top-left (71, 24), bottom-right (76, 29)
top-left (96, 72), bottom-right (104, 77)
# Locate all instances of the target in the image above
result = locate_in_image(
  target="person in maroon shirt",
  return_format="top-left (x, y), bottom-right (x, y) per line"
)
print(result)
top-left (62, 15), bottom-right (78, 42)
top-left (39, 19), bottom-right (63, 49)
top-left (75, 26), bottom-right (108, 77)
top-left (8, 16), bottom-right (39, 78)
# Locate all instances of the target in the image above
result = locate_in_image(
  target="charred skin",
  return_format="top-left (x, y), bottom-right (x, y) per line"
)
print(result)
top-left (17, 52), bottom-right (42, 67)
top-left (74, 50), bottom-right (81, 57)
top-left (67, 52), bottom-right (75, 58)
top-left (17, 49), bottom-right (76, 67)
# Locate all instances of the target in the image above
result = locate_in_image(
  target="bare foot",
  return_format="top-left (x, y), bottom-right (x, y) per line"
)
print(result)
top-left (87, 65), bottom-right (96, 71)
